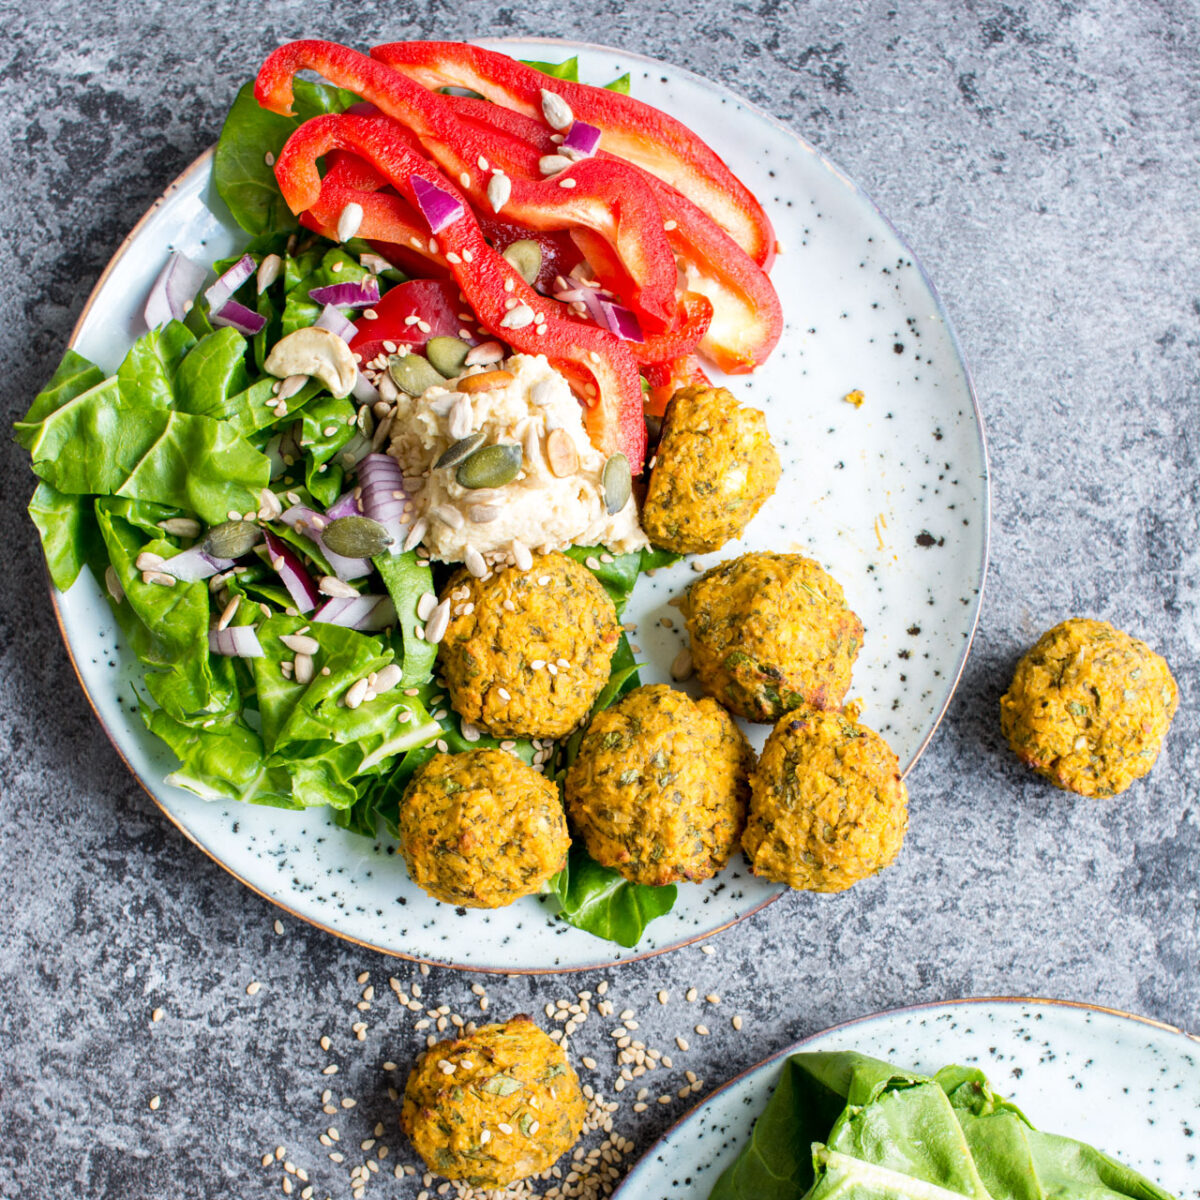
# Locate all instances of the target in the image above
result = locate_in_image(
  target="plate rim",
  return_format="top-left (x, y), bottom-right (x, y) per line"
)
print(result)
top-left (612, 993), bottom-right (1200, 1198)
top-left (50, 36), bottom-right (991, 974)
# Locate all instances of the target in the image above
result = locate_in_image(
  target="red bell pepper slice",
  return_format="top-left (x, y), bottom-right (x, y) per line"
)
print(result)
top-left (643, 355), bottom-right (712, 416)
top-left (441, 93), bottom-right (782, 373)
top-left (348, 279), bottom-right (475, 364)
top-left (255, 41), bottom-right (677, 331)
top-left (272, 111), bottom-right (646, 470)
top-left (372, 40), bottom-right (776, 268)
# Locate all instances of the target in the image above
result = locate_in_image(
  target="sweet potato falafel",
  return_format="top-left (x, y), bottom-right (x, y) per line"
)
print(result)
top-left (641, 384), bottom-right (780, 554)
top-left (400, 1016), bottom-right (585, 1187)
top-left (564, 684), bottom-right (754, 886)
top-left (437, 551), bottom-right (620, 739)
top-left (1000, 617), bottom-right (1178, 797)
top-left (398, 749), bottom-right (569, 908)
top-left (743, 703), bottom-right (907, 892)
top-left (683, 552), bottom-right (863, 722)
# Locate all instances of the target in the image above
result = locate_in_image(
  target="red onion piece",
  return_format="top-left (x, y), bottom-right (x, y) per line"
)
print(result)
top-left (209, 625), bottom-right (265, 657)
top-left (204, 254), bottom-right (256, 311)
top-left (352, 371), bottom-right (380, 405)
top-left (263, 530), bottom-right (319, 614)
top-left (278, 505), bottom-right (371, 580)
top-left (144, 251), bottom-right (206, 329)
top-left (313, 594), bottom-right (397, 631)
top-left (355, 453), bottom-right (411, 551)
top-left (313, 303), bottom-right (358, 341)
top-left (411, 175), bottom-right (465, 233)
top-left (326, 491), bottom-right (362, 520)
top-left (210, 297), bottom-right (266, 336)
top-left (562, 119), bottom-right (602, 157)
top-left (160, 544), bottom-right (235, 582)
top-left (309, 277), bottom-right (381, 309)
top-left (598, 299), bottom-right (645, 343)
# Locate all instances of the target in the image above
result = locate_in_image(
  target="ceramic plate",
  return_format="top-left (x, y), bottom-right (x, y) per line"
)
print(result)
top-left (53, 38), bottom-right (988, 970)
top-left (615, 998), bottom-right (1200, 1199)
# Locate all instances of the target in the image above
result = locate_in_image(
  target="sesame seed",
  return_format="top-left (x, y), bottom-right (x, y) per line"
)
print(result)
top-left (148, 1095), bottom-right (161, 1110)
top-left (732, 1015), bottom-right (744, 1031)
top-left (657, 991), bottom-right (669, 1005)
top-left (695, 1024), bottom-right (710, 1036)
top-left (675, 1036), bottom-right (689, 1051)
top-left (246, 981), bottom-right (262, 996)
top-left (322, 1064), bottom-right (338, 1075)
top-left (706, 993), bottom-right (721, 1004)
top-left (701, 944), bottom-right (716, 954)
top-left (151, 1007), bottom-right (164, 1023)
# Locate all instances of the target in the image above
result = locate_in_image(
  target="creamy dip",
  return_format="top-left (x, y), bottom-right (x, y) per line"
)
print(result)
top-left (387, 354), bottom-right (648, 565)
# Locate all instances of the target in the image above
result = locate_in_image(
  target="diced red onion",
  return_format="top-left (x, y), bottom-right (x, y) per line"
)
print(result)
top-left (411, 175), bottom-right (465, 233)
top-left (313, 303), bottom-right (358, 341)
top-left (598, 299), bottom-right (644, 343)
top-left (356, 453), bottom-right (410, 551)
top-left (160, 544), bottom-right (235, 582)
top-left (562, 119), bottom-right (602, 157)
top-left (326, 491), bottom-right (362, 520)
top-left (263, 529), bottom-right (319, 614)
top-left (279, 505), bottom-right (371, 580)
top-left (313, 594), bottom-right (397, 631)
top-left (145, 251), bottom-right (206, 328)
top-left (209, 625), bottom-right (265, 657)
top-left (309, 277), bottom-right (380, 309)
top-left (210, 297), bottom-right (266, 336)
top-left (204, 254), bottom-right (256, 311)
top-left (554, 282), bottom-right (609, 328)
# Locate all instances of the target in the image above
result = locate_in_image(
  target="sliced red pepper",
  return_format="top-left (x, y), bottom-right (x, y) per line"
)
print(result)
top-left (442, 93), bottom-right (782, 373)
top-left (628, 293), bottom-right (713, 366)
top-left (373, 40), bottom-right (776, 267)
top-left (272, 111), bottom-right (646, 470)
top-left (348, 279), bottom-right (476, 364)
top-left (474, 212), bottom-right (584, 294)
top-left (643, 355), bottom-right (712, 416)
top-left (255, 41), bottom-right (677, 331)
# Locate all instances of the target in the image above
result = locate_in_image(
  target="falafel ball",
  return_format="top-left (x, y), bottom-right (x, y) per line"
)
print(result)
top-left (398, 750), bottom-right (569, 908)
top-left (400, 1016), bottom-right (585, 1187)
top-left (1000, 617), bottom-right (1178, 797)
top-left (564, 684), bottom-right (754, 886)
top-left (743, 703), bottom-right (907, 892)
top-left (437, 552), bottom-right (620, 739)
top-left (642, 385), bottom-right (781, 554)
top-left (684, 552), bottom-right (864, 722)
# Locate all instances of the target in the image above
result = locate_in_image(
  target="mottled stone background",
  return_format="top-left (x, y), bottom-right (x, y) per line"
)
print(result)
top-left (1, 2), bottom-right (1197, 1196)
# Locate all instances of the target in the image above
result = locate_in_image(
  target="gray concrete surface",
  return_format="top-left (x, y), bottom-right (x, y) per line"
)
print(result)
top-left (1, 2), bottom-right (1197, 1196)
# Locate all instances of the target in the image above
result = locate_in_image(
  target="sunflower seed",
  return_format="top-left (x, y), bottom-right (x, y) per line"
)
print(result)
top-left (159, 517), bottom-right (202, 538)
top-left (424, 599), bottom-right (451, 645)
top-left (499, 305), bottom-right (535, 330)
top-left (464, 340), bottom-right (505, 367)
top-left (344, 678), bottom-right (370, 709)
top-left (468, 504), bottom-right (500, 524)
top-left (256, 253), bottom-right (282, 294)
top-left (540, 89), bottom-right (574, 131)
top-left (336, 202), bottom-right (364, 243)
top-left (294, 653), bottom-right (315, 685)
top-left (511, 540), bottom-right (533, 572)
top-left (403, 518), bottom-right (428, 552)
top-left (464, 546), bottom-right (488, 578)
top-left (447, 396), bottom-right (476, 442)
top-left (280, 633), bottom-right (320, 656)
top-left (276, 373), bottom-right (308, 402)
top-left (538, 154), bottom-right (573, 176)
top-left (487, 172), bottom-right (512, 214)
top-left (319, 575), bottom-right (359, 598)
top-left (135, 551), bottom-right (166, 572)
top-left (530, 379), bottom-right (558, 408)
top-left (416, 593), bottom-right (438, 621)
top-left (374, 663), bottom-right (402, 693)
top-left (430, 504), bottom-right (465, 531)
top-left (104, 565), bottom-right (125, 604)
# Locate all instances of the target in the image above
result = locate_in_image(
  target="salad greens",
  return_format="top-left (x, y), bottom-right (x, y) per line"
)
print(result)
top-left (16, 57), bottom-right (688, 947)
top-left (709, 1051), bottom-right (1178, 1200)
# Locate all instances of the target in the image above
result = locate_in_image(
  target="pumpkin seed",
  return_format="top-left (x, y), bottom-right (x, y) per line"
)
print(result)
top-left (602, 453), bottom-right (632, 514)
top-left (426, 336), bottom-right (472, 378)
top-left (482, 1074), bottom-right (522, 1097)
top-left (435, 431), bottom-right (486, 469)
top-left (321, 515), bottom-right (394, 558)
top-left (388, 352), bottom-right (445, 397)
top-left (205, 520), bottom-right (262, 559)
top-left (501, 239), bottom-right (543, 285)
top-left (456, 443), bottom-right (523, 490)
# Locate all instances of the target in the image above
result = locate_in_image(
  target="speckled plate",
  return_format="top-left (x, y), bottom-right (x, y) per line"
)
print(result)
top-left (615, 997), bottom-right (1200, 1199)
top-left (53, 38), bottom-right (988, 971)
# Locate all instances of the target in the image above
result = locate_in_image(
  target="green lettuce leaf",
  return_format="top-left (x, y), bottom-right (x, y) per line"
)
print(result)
top-left (709, 1052), bottom-right (1180, 1200)
top-left (522, 56), bottom-right (630, 92)
top-left (373, 551), bottom-right (438, 686)
top-left (214, 78), bottom-right (359, 236)
top-left (29, 482), bottom-right (100, 592)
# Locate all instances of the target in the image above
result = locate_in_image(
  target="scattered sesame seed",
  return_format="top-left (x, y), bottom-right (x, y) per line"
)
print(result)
top-left (695, 1024), bottom-right (710, 1036)
top-left (657, 990), bottom-right (669, 1005)
top-left (148, 1095), bottom-right (161, 1111)
top-left (675, 1036), bottom-right (690, 1051)
top-left (701, 944), bottom-right (716, 955)
top-left (732, 1015), bottom-right (744, 1031)
top-left (246, 981), bottom-right (262, 996)
top-left (151, 1007), bottom-right (164, 1023)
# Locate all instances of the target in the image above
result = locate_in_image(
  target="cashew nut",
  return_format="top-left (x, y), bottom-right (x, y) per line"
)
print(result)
top-left (264, 327), bottom-right (357, 399)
